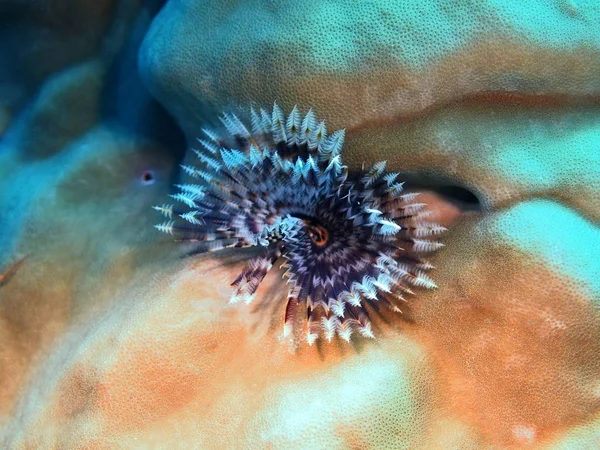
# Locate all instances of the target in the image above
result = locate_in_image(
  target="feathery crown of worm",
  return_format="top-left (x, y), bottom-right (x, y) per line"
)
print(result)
top-left (154, 103), bottom-right (445, 344)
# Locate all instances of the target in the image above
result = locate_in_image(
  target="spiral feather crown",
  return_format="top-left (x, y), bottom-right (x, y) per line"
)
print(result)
top-left (154, 103), bottom-right (445, 344)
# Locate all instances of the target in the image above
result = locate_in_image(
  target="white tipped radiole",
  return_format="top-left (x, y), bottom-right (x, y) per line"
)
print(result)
top-left (153, 104), bottom-right (445, 345)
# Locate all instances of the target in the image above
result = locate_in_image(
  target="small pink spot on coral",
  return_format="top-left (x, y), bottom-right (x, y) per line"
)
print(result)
top-left (0, 255), bottom-right (28, 287)
top-left (512, 425), bottom-right (536, 444)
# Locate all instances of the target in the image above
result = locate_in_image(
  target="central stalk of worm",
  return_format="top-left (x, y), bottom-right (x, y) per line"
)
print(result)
top-left (284, 212), bottom-right (333, 248)
top-left (308, 223), bottom-right (329, 247)
top-left (297, 217), bottom-right (330, 247)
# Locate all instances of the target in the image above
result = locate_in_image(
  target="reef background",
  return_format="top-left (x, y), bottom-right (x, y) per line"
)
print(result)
top-left (1, 0), bottom-right (600, 448)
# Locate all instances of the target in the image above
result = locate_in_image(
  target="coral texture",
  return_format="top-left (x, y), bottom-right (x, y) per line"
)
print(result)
top-left (0, 0), bottom-right (599, 449)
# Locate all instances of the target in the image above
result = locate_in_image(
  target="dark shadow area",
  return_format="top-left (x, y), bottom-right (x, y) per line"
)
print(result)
top-left (101, 0), bottom-right (186, 161)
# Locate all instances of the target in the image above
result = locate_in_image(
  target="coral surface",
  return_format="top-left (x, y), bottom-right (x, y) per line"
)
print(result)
top-left (1, 0), bottom-right (600, 448)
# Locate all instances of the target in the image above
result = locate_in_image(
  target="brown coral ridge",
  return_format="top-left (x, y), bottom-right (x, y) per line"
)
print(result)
top-left (409, 206), bottom-right (600, 446)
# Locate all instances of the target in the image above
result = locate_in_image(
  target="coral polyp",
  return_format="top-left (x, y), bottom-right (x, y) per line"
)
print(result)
top-left (154, 104), bottom-right (445, 344)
